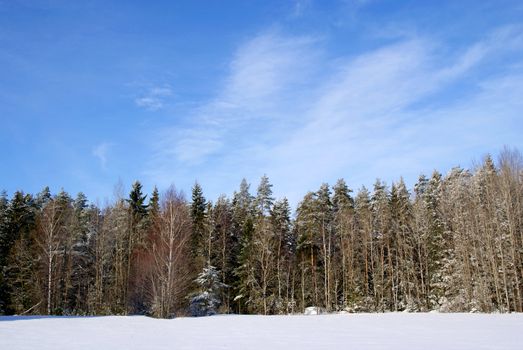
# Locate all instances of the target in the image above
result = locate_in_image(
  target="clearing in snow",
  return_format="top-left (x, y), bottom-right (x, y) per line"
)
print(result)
top-left (1, 313), bottom-right (521, 349)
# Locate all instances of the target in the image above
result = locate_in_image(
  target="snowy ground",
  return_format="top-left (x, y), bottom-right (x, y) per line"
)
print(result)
top-left (1, 313), bottom-right (522, 349)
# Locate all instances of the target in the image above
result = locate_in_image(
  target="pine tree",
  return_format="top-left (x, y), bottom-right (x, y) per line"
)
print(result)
top-left (270, 197), bottom-right (294, 313)
top-left (389, 178), bottom-right (415, 310)
top-left (332, 179), bottom-right (358, 310)
top-left (255, 175), bottom-right (274, 216)
top-left (370, 180), bottom-right (391, 310)
top-left (315, 183), bottom-right (334, 310)
top-left (440, 167), bottom-right (473, 311)
top-left (1, 149), bottom-right (523, 316)
top-left (354, 187), bottom-right (374, 310)
top-left (332, 179), bottom-right (354, 213)
top-left (295, 192), bottom-right (320, 310)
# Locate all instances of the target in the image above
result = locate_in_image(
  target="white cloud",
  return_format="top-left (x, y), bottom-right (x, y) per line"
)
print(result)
top-left (145, 25), bottom-right (523, 205)
top-left (147, 31), bottom-right (318, 170)
top-left (92, 142), bottom-right (111, 170)
top-left (134, 86), bottom-right (173, 111)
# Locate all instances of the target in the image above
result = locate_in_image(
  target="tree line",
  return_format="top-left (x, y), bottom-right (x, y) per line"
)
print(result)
top-left (0, 149), bottom-right (522, 317)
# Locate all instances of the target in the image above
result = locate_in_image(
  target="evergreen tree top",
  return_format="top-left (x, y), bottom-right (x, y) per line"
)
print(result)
top-left (148, 186), bottom-right (160, 215)
top-left (355, 187), bottom-right (371, 211)
top-left (0, 191), bottom-right (8, 207)
top-left (74, 192), bottom-right (88, 211)
top-left (255, 175), bottom-right (274, 215)
top-left (191, 182), bottom-right (206, 207)
top-left (191, 182), bottom-right (207, 221)
top-left (127, 181), bottom-right (148, 218)
top-left (414, 174), bottom-right (429, 198)
top-left (234, 179), bottom-right (253, 207)
top-left (332, 180), bottom-right (352, 213)
top-left (35, 186), bottom-right (51, 207)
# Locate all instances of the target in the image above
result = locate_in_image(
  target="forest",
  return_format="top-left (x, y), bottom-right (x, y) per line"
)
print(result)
top-left (0, 148), bottom-right (522, 317)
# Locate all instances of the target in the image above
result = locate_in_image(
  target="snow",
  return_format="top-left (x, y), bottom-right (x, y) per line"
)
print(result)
top-left (1, 313), bottom-right (522, 349)
top-left (303, 306), bottom-right (326, 315)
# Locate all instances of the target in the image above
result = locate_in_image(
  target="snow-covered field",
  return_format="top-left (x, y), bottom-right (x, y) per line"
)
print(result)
top-left (1, 313), bottom-right (521, 349)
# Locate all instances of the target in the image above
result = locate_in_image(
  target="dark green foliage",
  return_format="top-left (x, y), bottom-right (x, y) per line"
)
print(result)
top-left (271, 198), bottom-right (294, 256)
top-left (190, 182), bottom-right (207, 269)
top-left (210, 195), bottom-right (235, 312)
top-left (66, 192), bottom-right (93, 313)
top-left (229, 179), bottom-right (254, 313)
top-left (190, 265), bottom-right (227, 316)
top-left (0, 191), bottom-right (10, 313)
top-left (234, 216), bottom-right (256, 312)
top-left (148, 187), bottom-right (160, 217)
top-left (0, 191), bottom-right (36, 314)
top-left (127, 181), bottom-right (148, 220)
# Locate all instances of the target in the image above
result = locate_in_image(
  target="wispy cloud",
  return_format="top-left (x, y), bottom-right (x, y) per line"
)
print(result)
top-left (148, 31), bottom-right (318, 170)
top-left (92, 142), bottom-right (111, 170)
top-left (291, 0), bottom-right (311, 18)
top-left (145, 25), bottom-right (523, 205)
top-left (134, 86), bottom-right (173, 111)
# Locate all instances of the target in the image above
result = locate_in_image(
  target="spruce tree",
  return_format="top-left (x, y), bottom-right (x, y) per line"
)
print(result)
top-left (230, 179), bottom-right (254, 313)
top-left (233, 216), bottom-right (255, 313)
top-left (127, 181), bottom-right (148, 220)
top-left (148, 186), bottom-right (160, 217)
top-left (125, 181), bottom-right (148, 313)
top-left (190, 182), bottom-right (207, 269)
top-left (35, 186), bottom-right (51, 208)
top-left (190, 265), bottom-right (227, 316)
top-left (3, 191), bottom-right (37, 314)
top-left (253, 175), bottom-right (275, 314)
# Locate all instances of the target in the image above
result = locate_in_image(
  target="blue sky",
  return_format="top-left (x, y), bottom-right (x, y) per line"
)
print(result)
top-left (1, 0), bottom-right (523, 206)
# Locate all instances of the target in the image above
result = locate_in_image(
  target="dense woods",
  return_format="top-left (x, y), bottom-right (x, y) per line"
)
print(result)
top-left (1, 149), bottom-right (522, 317)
